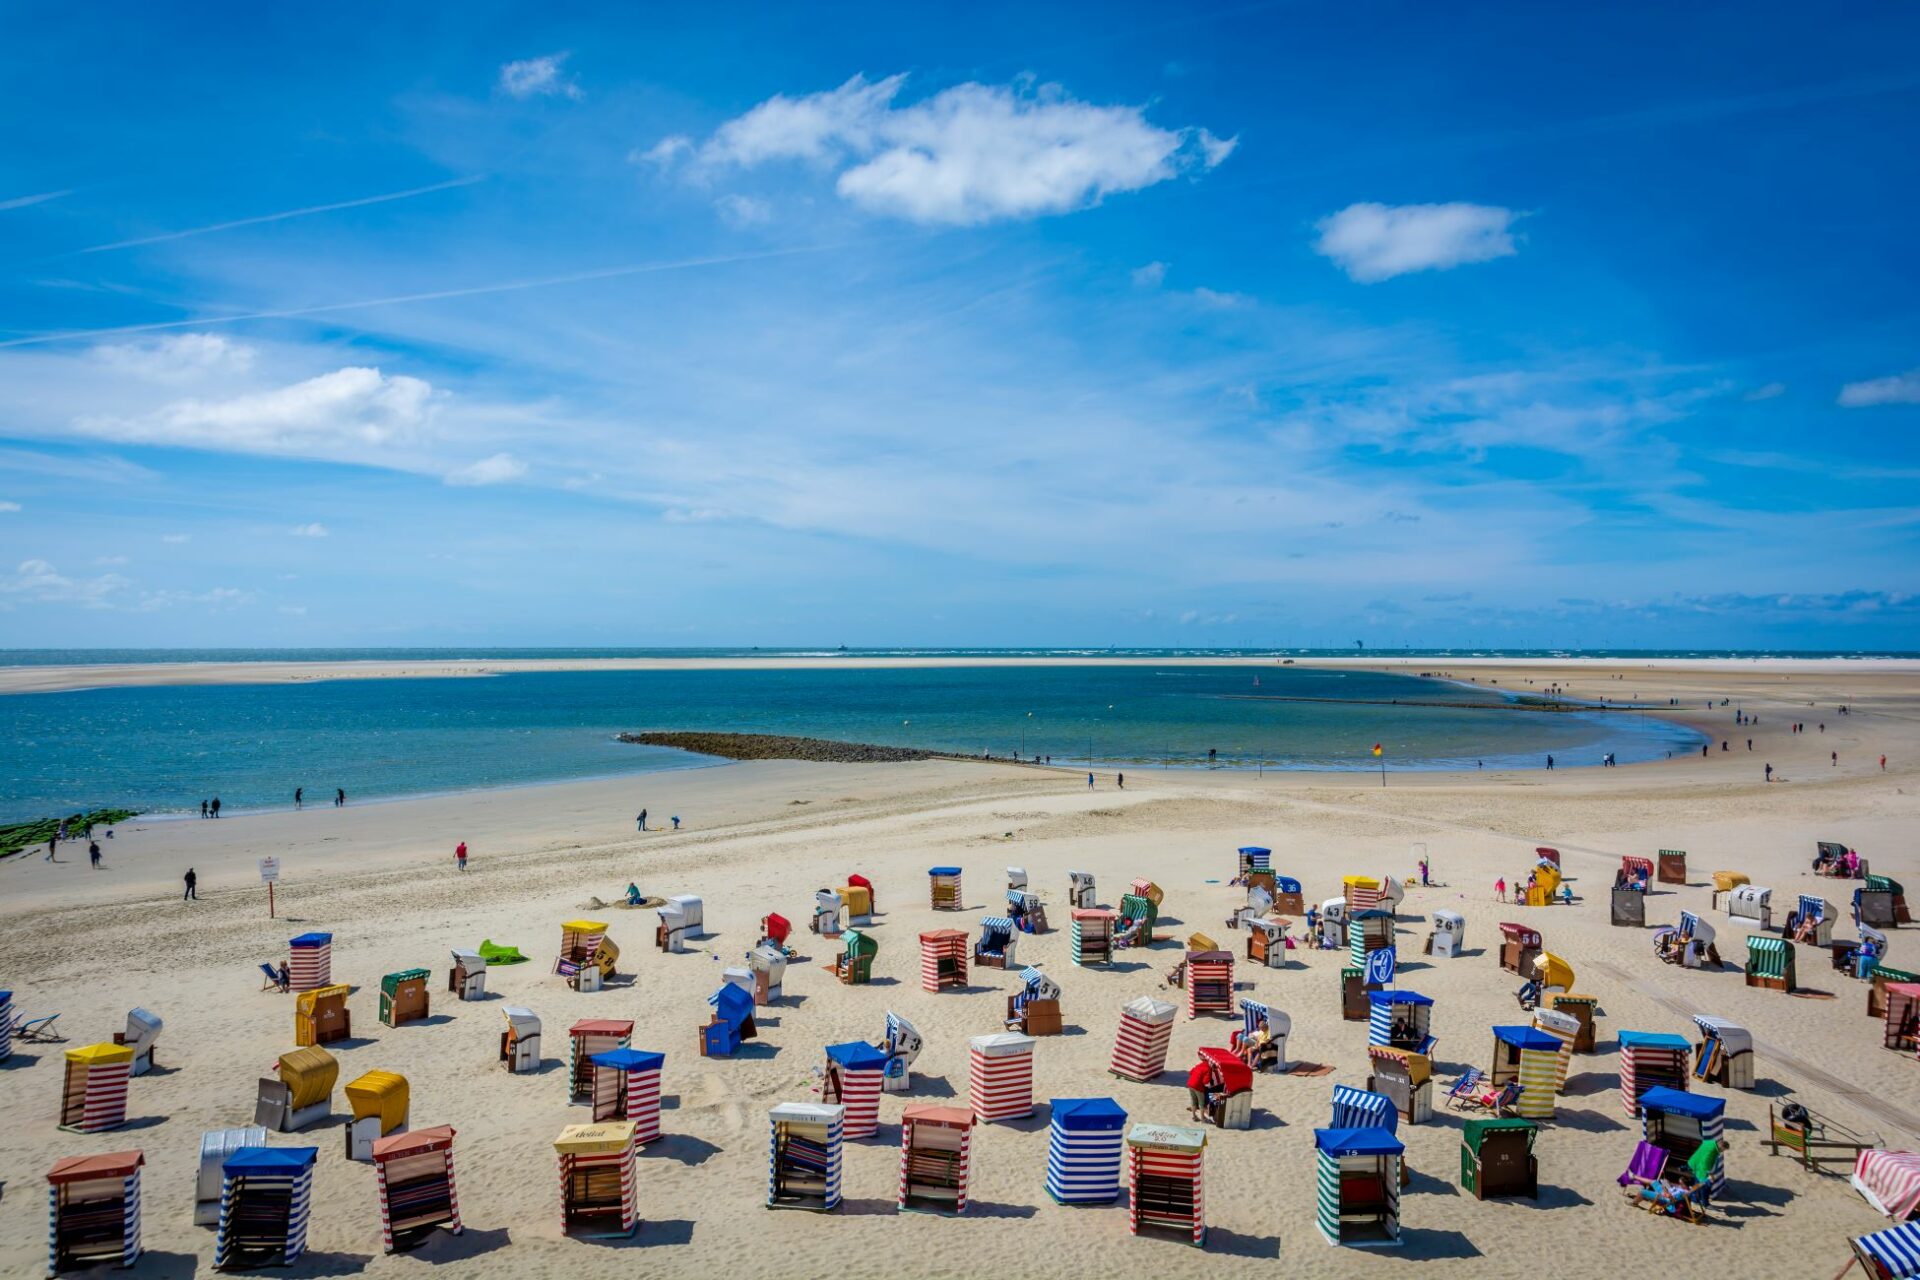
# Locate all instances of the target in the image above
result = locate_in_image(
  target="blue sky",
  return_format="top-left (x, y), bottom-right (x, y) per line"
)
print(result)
top-left (2, 2), bottom-right (1918, 649)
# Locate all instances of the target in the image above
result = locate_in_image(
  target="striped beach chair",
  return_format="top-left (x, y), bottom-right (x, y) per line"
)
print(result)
top-left (1856, 1150), bottom-right (1920, 1221)
top-left (1046, 1097), bottom-right (1126, 1204)
top-left (216, 1146), bottom-right (316, 1267)
top-left (1331, 1084), bottom-right (1398, 1132)
top-left (1853, 1222), bottom-right (1920, 1277)
top-left (47, 1151), bottom-right (143, 1274)
top-left (1234, 998), bottom-right (1291, 1072)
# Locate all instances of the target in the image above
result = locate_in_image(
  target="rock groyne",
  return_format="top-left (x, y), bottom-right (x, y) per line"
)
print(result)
top-left (620, 731), bottom-right (976, 764)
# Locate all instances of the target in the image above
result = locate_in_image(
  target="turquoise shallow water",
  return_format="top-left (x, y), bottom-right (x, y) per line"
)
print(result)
top-left (0, 663), bottom-right (1703, 819)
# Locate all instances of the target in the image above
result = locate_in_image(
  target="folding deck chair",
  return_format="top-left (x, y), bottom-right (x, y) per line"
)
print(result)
top-left (1444, 1068), bottom-right (1484, 1109)
top-left (17, 1012), bottom-right (63, 1042)
top-left (1458, 1079), bottom-right (1523, 1116)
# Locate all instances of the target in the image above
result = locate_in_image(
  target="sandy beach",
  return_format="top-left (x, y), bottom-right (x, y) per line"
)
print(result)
top-left (3, 659), bottom-right (1916, 1277)
top-left (5, 652), bottom-right (1920, 697)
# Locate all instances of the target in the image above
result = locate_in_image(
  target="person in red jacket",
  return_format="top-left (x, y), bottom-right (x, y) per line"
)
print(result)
top-left (455, 841), bottom-right (468, 872)
top-left (1187, 1059), bottom-right (1215, 1122)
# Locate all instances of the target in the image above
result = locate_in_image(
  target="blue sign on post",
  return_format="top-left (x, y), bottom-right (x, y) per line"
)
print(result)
top-left (1366, 946), bottom-right (1397, 988)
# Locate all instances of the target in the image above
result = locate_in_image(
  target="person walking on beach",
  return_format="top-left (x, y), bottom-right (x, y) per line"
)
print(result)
top-left (1495, 877), bottom-right (1506, 901)
top-left (1765, 763), bottom-right (1773, 782)
top-left (335, 788), bottom-right (345, 807)
top-left (183, 868), bottom-right (198, 900)
top-left (637, 809), bottom-right (648, 832)
top-left (455, 841), bottom-right (468, 872)
top-left (1833, 751), bottom-right (1839, 767)
top-left (1883, 755), bottom-right (1889, 771)
top-left (295, 787), bottom-right (303, 810)
top-left (89, 840), bottom-right (101, 869)
top-left (212, 797), bottom-right (222, 818)
top-left (45, 832), bottom-right (59, 861)
top-left (671, 816), bottom-right (681, 830)
top-left (1087, 772), bottom-right (1095, 789)
top-left (200, 800), bottom-right (209, 819)
top-left (1545, 754), bottom-right (1554, 771)
top-left (1117, 772), bottom-right (1125, 790)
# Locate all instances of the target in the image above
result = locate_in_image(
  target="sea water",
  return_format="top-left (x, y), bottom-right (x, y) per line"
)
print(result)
top-left (0, 661), bottom-right (1704, 818)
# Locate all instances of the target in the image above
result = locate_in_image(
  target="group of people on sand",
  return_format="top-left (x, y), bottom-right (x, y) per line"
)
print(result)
top-left (44, 817), bottom-right (109, 868)
top-left (291, 787), bottom-right (348, 809)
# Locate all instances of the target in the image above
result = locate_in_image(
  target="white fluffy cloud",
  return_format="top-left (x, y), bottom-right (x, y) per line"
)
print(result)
top-left (74, 366), bottom-right (436, 454)
top-left (1839, 369), bottom-right (1920, 407)
top-left (0, 500), bottom-right (18, 512)
top-left (290, 522), bottom-right (329, 537)
top-left (92, 333), bottom-right (255, 381)
top-left (445, 452), bottom-right (527, 486)
top-left (499, 53), bottom-right (581, 101)
top-left (1, 559), bottom-right (129, 608)
top-left (1314, 202), bottom-right (1520, 283)
top-left (653, 73), bottom-right (1235, 225)
top-left (1131, 261), bottom-right (1168, 287)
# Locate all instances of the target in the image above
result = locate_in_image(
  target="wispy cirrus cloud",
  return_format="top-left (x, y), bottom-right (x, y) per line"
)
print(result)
top-left (1314, 202), bottom-right (1521, 283)
top-left (290, 522), bottom-right (329, 537)
top-left (643, 73), bottom-right (1236, 225)
top-left (445, 452), bottom-right (527, 486)
top-left (1839, 369), bottom-right (1920, 407)
top-left (499, 53), bottom-right (582, 101)
top-left (92, 333), bottom-right (254, 381)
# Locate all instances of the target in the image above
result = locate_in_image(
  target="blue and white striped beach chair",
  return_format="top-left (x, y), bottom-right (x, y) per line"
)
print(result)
top-left (1854, 1221), bottom-right (1920, 1277)
top-left (1330, 1084), bottom-right (1398, 1133)
top-left (975, 916), bottom-right (1017, 969)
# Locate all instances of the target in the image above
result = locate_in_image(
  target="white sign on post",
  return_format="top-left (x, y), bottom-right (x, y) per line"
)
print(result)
top-left (259, 857), bottom-right (280, 883)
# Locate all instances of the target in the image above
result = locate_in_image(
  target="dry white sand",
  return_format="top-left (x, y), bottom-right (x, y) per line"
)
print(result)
top-left (2, 661), bottom-right (1916, 1277)
top-left (3, 652), bottom-right (1917, 696)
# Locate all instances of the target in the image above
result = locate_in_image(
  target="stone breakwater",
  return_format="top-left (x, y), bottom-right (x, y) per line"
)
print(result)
top-left (619, 731), bottom-right (984, 764)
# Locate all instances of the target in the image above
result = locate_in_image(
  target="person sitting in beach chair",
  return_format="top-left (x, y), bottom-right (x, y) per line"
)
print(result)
top-left (1233, 1015), bottom-right (1274, 1070)
top-left (259, 961), bottom-right (291, 993)
top-left (1113, 915), bottom-right (1143, 949)
top-left (1459, 1079), bottom-right (1524, 1115)
top-left (1514, 977), bottom-right (1542, 1010)
top-left (1621, 1141), bottom-right (1712, 1224)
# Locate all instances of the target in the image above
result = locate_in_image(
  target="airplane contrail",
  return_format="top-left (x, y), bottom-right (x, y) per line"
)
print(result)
top-left (0, 241), bottom-right (860, 348)
top-left (0, 189), bottom-right (74, 212)
top-left (77, 174), bottom-right (488, 254)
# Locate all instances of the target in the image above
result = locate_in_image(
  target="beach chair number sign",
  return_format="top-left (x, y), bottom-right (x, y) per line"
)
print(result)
top-left (260, 858), bottom-right (281, 918)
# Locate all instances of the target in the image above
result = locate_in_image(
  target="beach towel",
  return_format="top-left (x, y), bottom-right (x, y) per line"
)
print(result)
top-left (1619, 1141), bottom-right (1667, 1187)
top-left (479, 940), bottom-right (528, 965)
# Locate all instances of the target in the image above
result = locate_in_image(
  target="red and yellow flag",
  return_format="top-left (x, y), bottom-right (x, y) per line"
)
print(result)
top-left (1371, 743), bottom-right (1383, 758)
